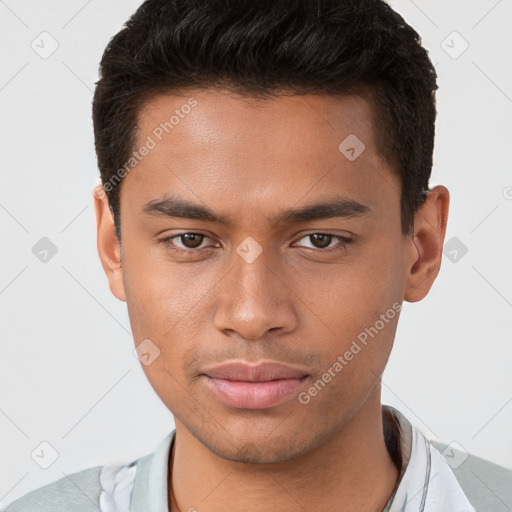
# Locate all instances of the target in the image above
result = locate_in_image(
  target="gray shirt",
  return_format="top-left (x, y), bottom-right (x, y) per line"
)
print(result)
top-left (3, 405), bottom-right (511, 511)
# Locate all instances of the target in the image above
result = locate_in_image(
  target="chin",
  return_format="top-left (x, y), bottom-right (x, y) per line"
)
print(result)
top-left (202, 429), bottom-right (317, 465)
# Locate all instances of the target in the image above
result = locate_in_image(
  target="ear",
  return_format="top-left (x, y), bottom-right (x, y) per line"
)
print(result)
top-left (403, 185), bottom-right (450, 303)
top-left (93, 184), bottom-right (126, 302)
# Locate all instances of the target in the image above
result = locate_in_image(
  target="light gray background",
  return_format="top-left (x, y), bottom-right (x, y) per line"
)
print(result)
top-left (1, 0), bottom-right (511, 507)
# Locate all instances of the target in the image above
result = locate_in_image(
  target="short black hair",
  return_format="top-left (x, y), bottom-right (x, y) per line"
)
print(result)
top-left (92, 0), bottom-right (437, 242)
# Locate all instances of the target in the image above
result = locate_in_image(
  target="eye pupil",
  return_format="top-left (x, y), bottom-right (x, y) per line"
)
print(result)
top-left (181, 233), bottom-right (203, 248)
top-left (311, 234), bottom-right (331, 248)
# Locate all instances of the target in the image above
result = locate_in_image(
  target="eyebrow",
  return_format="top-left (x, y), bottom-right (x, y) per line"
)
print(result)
top-left (141, 194), bottom-right (372, 227)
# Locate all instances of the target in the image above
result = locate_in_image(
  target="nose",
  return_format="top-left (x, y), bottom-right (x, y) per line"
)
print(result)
top-left (213, 241), bottom-right (299, 340)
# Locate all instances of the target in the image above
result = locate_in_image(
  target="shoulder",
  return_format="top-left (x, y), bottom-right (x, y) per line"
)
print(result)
top-left (430, 439), bottom-right (512, 511)
top-left (2, 465), bottom-right (103, 512)
top-left (1, 431), bottom-right (175, 512)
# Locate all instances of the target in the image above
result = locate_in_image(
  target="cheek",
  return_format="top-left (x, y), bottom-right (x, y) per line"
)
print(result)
top-left (297, 296), bottom-right (400, 423)
top-left (122, 259), bottom-right (202, 410)
top-left (296, 239), bottom-right (403, 393)
top-left (121, 246), bottom-right (219, 402)
top-left (122, 242), bottom-right (211, 337)
top-left (298, 238), bottom-right (403, 343)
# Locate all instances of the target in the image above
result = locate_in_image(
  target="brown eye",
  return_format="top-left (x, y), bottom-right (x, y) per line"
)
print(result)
top-left (159, 232), bottom-right (213, 254)
top-left (309, 233), bottom-right (332, 249)
top-left (294, 232), bottom-right (353, 252)
top-left (179, 233), bottom-right (205, 249)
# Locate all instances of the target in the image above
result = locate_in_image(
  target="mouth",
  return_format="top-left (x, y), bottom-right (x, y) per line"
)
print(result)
top-left (200, 360), bottom-right (310, 409)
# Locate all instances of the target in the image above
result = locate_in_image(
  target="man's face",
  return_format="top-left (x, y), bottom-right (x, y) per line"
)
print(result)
top-left (113, 89), bottom-right (411, 463)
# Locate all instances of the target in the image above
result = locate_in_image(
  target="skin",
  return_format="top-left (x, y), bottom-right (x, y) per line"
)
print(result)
top-left (94, 88), bottom-right (449, 512)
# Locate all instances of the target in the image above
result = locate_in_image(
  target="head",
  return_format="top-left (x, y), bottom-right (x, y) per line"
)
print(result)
top-left (93, 0), bottom-right (449, 463)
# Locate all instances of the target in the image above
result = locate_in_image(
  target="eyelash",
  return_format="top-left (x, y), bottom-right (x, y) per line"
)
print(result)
top-left (158, 231), bottom-right (353, 255)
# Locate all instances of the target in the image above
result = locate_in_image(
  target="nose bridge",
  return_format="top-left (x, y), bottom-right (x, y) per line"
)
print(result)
top-left (213, 237), bottom-right (297, 338)
top-left (234, 239), bottom-right (276, 295)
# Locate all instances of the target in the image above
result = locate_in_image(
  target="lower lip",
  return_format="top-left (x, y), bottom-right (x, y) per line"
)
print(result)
top-left (204, 376), bottom-right (308, 409)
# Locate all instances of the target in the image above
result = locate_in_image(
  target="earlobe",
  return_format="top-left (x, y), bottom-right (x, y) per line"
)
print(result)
top-left (93, 184), bottom-right (126, 302)
top-left (403, 185), bottom-right (450, 303)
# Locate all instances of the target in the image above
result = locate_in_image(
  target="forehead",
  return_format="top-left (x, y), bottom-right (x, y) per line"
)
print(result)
top-left (122, 88), bottom-right (400, 225)
top-left (137, 88), bottom-right (379, 154)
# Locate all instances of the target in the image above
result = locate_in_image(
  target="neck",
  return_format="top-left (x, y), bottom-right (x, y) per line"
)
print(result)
top-left (168, 386), bottom-right (398, 512)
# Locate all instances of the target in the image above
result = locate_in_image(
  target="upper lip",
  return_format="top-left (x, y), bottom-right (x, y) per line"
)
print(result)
top-left (202, 361), bottom-right (309, 382)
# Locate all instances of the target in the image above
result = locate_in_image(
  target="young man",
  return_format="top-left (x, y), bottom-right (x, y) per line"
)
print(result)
top-left (4, 0), bottom-right (511, 511)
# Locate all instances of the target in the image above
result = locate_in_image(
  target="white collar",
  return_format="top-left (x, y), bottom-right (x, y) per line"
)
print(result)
top-left (99, 405), bottom-right (475, 511)
top-left (382, 405), bottom-right (475, 512)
